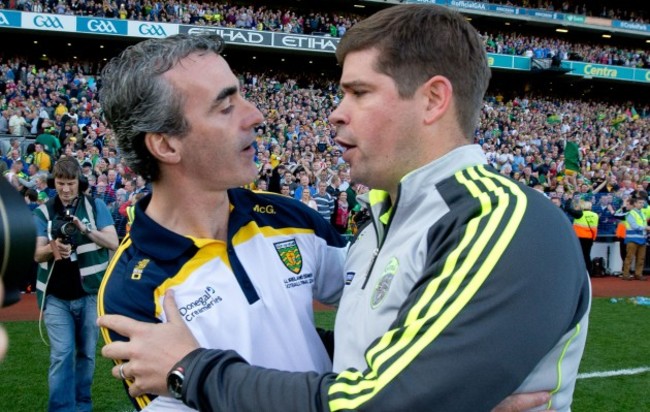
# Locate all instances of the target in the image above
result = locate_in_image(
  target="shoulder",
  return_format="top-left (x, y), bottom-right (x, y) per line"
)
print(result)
top-left (91, 196), bottom-right (113, 214)
top-left (229, 188), bottom-right (346, 246)
top-left (33, 203), bottom-right (48, 220)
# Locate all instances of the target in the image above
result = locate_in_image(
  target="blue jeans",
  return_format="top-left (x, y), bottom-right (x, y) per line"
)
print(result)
top-left (44, 294), bottom-right (99, 412)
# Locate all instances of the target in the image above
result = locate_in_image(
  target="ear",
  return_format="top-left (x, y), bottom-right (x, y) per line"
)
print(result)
top-left (144, 132), bottom-right (182, 165)
top-left (422, 75), bottom-right (453, 126)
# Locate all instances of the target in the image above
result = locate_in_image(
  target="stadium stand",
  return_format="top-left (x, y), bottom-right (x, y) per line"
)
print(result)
top-left (0, 0), bottom-right (648, 271)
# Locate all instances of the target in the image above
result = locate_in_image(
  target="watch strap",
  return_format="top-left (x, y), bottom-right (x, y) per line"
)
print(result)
top-left (167, 348), bottom-right (207, 400)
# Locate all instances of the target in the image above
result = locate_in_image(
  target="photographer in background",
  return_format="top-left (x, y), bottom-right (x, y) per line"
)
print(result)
top-left (33, 158), bottom-right (119, 412)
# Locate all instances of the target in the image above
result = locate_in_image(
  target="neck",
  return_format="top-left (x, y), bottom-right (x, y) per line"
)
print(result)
top-left (147, 181), bottom-right (231, 241)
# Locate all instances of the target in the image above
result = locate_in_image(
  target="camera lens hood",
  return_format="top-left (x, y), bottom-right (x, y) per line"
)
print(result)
top-left (0, 179), bottom-right (37, 307)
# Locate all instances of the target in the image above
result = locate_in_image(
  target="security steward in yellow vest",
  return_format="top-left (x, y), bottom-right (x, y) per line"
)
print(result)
top-left (573, 200), bottom-right (599, 276)
top-left (622, 196), bottom-right (649, 281)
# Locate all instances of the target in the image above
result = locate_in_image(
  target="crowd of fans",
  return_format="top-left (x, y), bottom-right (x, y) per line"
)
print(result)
top-left (3, 0), bottom-right (648, 26)
top-left (482, 31), bottom-right (649, 69)
top-left (492, 0), bottom-right (648, 23)
top-left (1, 55), bottom-right (649, 242)
top-left (1, 0), bottom-right (649, 68)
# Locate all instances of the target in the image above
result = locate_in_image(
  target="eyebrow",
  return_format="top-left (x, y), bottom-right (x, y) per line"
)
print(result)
top-left (339, 80), bottom-right (368, 90)
top-left (213, 85), bottom-right (239, 106)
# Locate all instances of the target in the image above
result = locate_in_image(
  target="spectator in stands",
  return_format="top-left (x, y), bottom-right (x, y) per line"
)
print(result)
top-left (312, 180), bottom-right (335, 221)
top-left (332, 190), bottom-right (350, 234)
top-left (0, 150), bottom-right (7, 176)
top-left (35, 126), bottom-right (62, 158)
top-left (8, 108), bottom-right (28, 136)
top-left (4, 159), bottom-right (25, 190)
top-left (299, 187), bottom-right (318, 210)
top-left (16, 163), bottom-right (40, 189)
top-left (33, 142), bottom-right (52, 172)
top-left (256, 179), bottom-right (268, 191)
top-left (326, 174), bottom-right (342, 199)
top-left (33, 172), bottom-right (55, 200)
top-left (521, 165), bottom-right (540, 187)
top-left (133, 174), bottom-right (150, 195)
top-left (293, 174), bottom-right (316, 200)
top-left (0, 109), bottom-right (10, 134)
top-left (592, 193), bottom-right (618, 236)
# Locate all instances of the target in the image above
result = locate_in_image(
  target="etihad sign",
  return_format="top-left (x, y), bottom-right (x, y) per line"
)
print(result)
top-left (185, 26), bottom-right (270, 45)
top-left (180, 25), bottom-right (339, 52)
top-left (280, 35), bottom-right (338, 52)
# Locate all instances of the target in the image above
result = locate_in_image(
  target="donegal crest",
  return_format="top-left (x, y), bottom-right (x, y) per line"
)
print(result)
top-left (274, 239), bottom-right (303, 274)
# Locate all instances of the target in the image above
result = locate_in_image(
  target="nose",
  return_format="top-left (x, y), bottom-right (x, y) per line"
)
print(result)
top-left (328, 103), bottom-right (347, 127)
top-left (246, 100), bottom-right (265, 128)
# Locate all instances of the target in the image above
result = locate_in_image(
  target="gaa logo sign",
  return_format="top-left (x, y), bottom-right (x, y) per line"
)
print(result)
top-left (87, 19), bottom-right (117, 33)
top-left (138, 24), bottom-right (166, 37)
top-left (34, 15), bottom-right (63, 29)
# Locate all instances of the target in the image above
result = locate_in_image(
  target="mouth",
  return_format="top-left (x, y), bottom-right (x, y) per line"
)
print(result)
top-left (242, 140), bottom-right (255, 154)
top-left (334, 140), bottom-right (353, 160)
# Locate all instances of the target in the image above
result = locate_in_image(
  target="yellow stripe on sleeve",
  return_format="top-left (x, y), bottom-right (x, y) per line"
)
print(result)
top-left (329, 166), bottom-right (528, 410)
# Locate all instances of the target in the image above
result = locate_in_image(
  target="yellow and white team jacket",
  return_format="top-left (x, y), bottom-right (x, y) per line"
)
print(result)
top-left (98, 188), bottom-right (348, 411)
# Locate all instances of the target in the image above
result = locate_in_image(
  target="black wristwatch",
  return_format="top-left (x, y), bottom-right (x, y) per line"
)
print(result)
top-left (167, 366), bottom-right (185, 400)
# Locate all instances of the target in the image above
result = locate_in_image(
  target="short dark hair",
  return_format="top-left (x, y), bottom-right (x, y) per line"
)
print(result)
top-left (336, 4), bottom-right (490, 139)
top-left (52, 158), bottom-right (81, 181)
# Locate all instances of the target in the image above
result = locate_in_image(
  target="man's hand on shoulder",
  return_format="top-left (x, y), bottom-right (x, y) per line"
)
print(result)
top-left (98, 289), bottom-right (200, 397)
top-left (492, 391), bottom-right (554, 412)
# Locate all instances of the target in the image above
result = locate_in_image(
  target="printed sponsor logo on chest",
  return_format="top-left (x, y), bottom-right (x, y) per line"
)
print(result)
top-left (371, 257), bottom-right (399, 309)
top-left (178, 286), bottom-right (223, 322)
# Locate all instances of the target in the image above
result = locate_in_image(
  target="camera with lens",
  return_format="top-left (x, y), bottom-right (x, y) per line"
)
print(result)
top-left (0, 178), bottom-right (37, 307)
top-left (51, 204), bottom-right (79, 245)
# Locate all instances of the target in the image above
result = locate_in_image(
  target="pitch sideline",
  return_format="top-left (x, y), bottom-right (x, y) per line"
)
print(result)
top-left (577, 366), bottom-right (650, 379)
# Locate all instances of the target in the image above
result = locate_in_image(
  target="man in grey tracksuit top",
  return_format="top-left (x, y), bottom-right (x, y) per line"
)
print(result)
top-left (330, 145), bottom-right (590, 411)
top-left (99, 5), bottom-right (590, 412)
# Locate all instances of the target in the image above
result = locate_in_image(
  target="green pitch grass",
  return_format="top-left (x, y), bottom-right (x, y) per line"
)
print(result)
top-left (0, 299), bottom-right (647, 411)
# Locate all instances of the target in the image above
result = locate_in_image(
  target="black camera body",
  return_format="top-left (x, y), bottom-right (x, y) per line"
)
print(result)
top-left (51, 205), bottom-right (79, 245)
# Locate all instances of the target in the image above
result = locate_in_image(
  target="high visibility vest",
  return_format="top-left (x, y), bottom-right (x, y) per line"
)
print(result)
top-left (625, 209), bottom-right (647, 245)
top-left (573, 210), bottom-right (599, 240)
top-left (616, 220), bottom-right (627, 239)
top-left (643, 206), bottom-right (650, 222)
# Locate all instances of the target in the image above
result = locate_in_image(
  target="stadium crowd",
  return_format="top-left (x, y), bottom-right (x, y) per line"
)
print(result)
top-left (492, 0), bottom-right (648, 23)
top-left (1, 54), bottom-right (649, 281)
top-left (2, 0), bottom-right (648, 25)
top-left (0, 0), bottom-right (649, 67)
top-left (482, 31), bottom-right (650, 69)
